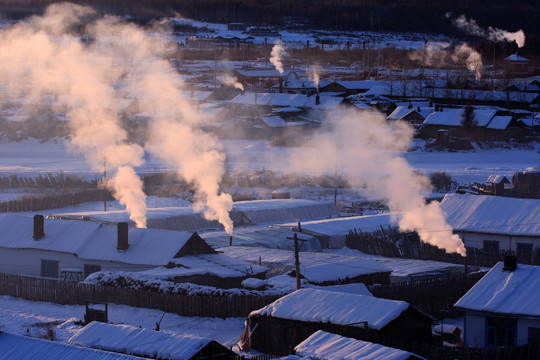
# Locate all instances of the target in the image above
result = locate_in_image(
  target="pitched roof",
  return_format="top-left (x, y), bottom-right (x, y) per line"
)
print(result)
top-left (69, 322), bottom-right (225, 360)
top-left (295, 330), bottom-right (423, 360)
top-left (439, 193), bottom-right (540, 236)
top-left (454, 262), bottom-right (540, 317)
top-left (423, 108), bottom-right (497, 127)
top-left (261, 115), bottom-right (287, 128)
top-left (0, 214), bottom-right (201, 266)
top-left (295, 258), bottom-right (390, 284)
top-left (486, 115), bottom-right (513, 130)
top-left (0, 332), bottom-right (145, 360)
top-left (250, 288), bottom-right (410, 330)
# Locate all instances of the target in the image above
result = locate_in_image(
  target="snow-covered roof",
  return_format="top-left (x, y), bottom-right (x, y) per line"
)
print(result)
top-left (387, 106), bottom-right (417, 120)
top-left (297, 258), bottom-right (390, 284)
top-left (231, 199), bottom-right (339, 225)
top-left (440, 193), bottom-right (540, 236)
top-left (423, 108), bottom-right (497, 127)
top-left (261, 115), bottom-right (287, 128)
top-left (281, 213), bottom-right (396, 237)
top-left (327, 80), bottom-right (383, 91)
top-left (0, 214), bottom-right (201, 266)
top-left (303, 95), bottom-right (344, 110)
top-left (69, 322), bottom-right (221, 360)
top-left (140, 253), bottom-right (267, 279)
top-left (295, 330), bottom-right (423, 360)
top-left (505, 54), bottom-right (529, 62)
top-left (235, 69), bottom-right (289, 78)
top-left (250, 288), bottom-right (410, 330)
top-left (454, 262), bottom-right (540, 317)
top-left (485, 175), bottom-right (509, 184)
top-left (0, 332), bottom-right (144, 360)
top-left (486, 116), bottom-right (513, 130)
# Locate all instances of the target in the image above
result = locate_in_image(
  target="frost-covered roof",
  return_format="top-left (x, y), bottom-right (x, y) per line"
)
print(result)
top-left (486, 116), bottom-right (513, 130)
top-left (297, 258), bottom-right (390, 284)
top-left (250, 288), bottom-right (410, 330)
top-left (423, 108), bottom-right (497, 127)
top-left (454, 262), bottom-right (540, 317)
top-left (261, 115), bottom-right (287, 128)
top-left (69, 322), bottom-right (221, 360)
top-left (235, 69), bottom-right (289, 78)
top-left (303, 95), bottom-right (344, 110)
top-left (440, 193), bottom-right (540, 236)
top-left (295, 330), bottom-right (423, 360)
top-left (387, 106), bottom-right (417, 120)
top-left (0, 214), bottom-right (199, 266)
top-left (485, 175), bottom-right (509, 184)
top-left (504, 54), bottom-right (529, 62)
top-left (0, 332), bottom-right (144, 360)
top-left (140, 253), bottom-right (267, 279)
top-left (281, 213), bottom-right (396, 237)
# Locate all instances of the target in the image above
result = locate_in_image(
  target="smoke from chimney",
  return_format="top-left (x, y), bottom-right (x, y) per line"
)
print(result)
top-left (449, 13), bottom-right (526, 48)
top-left (219, 73), bottom-right (244, 91)
top-left (280, 109), bottom-right (466, 256)
top-left (270, 39), bottom-right (286, 74)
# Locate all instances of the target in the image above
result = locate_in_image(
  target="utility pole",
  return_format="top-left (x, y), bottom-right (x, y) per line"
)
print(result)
top-left (294, 233), bottom-right (301, 290)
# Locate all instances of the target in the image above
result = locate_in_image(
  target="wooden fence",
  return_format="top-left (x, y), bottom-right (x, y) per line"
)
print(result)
top-left (370, 271), bottom-right (486, 319)
top-left (0, 273), bottom-right (279, 318)
top-left (0, 190), bottom-right (113, 213)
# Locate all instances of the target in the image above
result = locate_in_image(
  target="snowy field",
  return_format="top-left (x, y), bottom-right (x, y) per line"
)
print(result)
top-left (0, 138), bottom-right (537, 185)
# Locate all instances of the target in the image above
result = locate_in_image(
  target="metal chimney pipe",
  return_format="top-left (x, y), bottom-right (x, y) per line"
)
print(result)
top-left (33, 214), bottom-right (45, 240)
top-left (117, 222), bottom-right (129, 251)
top-left (315, 93), bottom-right (320, 105)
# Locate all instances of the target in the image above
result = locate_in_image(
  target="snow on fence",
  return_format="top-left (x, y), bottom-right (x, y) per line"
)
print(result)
top-left (0, 273), bottom-right (279, 318)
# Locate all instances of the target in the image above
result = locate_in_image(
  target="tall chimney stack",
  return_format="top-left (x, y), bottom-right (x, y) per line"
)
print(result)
top-left (33, 214), bottom-right (44, 240)
top-left (117, 222), bottom-right (129, 251)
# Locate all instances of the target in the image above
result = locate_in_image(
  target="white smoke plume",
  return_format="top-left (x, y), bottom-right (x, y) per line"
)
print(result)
top-left (286, 109), bottom-right (466, 255)
top-left (0, 3), bottom-right (235, 231)
top-left (270, 39), bottom-right (286, 74)
top-left (308, 65), bottom-right (321, 91)
top-left (219, 73), bottom-right (244, 91)
top-left (0, 3), bottom-right (148, 227)
top-left (451, 43), bottom-right (483, 80)
top-left (450, 14), bottom-right (525, 48)
top-left (408, 43), bottom-right (450, 68)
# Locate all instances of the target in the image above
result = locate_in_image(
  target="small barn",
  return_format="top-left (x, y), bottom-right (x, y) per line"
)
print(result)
top-left (454, 259), bottom-right (540, 349)
top-left (294, 330), bottom-right (425, 360)
top-left (0, 331), bottom-right (145, 360)
top-left (69, 321), bottom-right (236, 360)
top-left (241, 288), bottom-right (434, 355)
top-left (504, 54), bottom-right (530, 78)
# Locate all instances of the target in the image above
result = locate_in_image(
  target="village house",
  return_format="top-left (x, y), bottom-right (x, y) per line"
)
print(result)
top-left (241, 288), bottom-right (434, 355)
top-left (69, 321), bottom-right (237, 360)
top-left (439, 193), bottom-right (540, 264)
top-left (0, 331), bottom-right (146, 360)
top-left (454, 258), bottom-right (540, 349)
top-left (294, 330), bottom-right (425, 360)
top-left (0, 214), bottom-right (234, 282)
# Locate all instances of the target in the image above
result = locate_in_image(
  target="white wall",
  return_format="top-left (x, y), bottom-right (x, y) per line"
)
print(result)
top-left (461, 232), bottom-right (540, 252)
top-left (464, 314), bottom-right (486, 348)
top-left (0, 247), bottom-right (155, 279)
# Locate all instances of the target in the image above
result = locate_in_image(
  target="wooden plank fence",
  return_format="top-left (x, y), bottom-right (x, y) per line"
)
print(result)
top-left (0, 273), bottom-right (279, 318)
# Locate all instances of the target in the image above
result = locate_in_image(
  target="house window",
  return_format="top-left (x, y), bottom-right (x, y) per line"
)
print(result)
top-left (40, 259), bottom-right (59, 278)
top-left (529, 328), bottom-right (540, 345)
top-left (516, 243), bottom-right (533, 264)
top-left (84, 264), bottom-right (102, 279)
top-left (483, 240), bottom-right (500, 253)
top-left (486, 317), bottom-right (516, 347)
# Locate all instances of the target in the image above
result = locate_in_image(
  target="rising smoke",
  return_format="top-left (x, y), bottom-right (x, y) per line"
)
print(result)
top-left (448, 13), bottom-right (526, 48)
top-left (219, 73), bottom-right (244, 91)
top-left (270, 39), bottom-right (286, 74)
top-left (285, 109), bottom-right (466, 255)
top-left (0, 3), bottom-right (234, 232)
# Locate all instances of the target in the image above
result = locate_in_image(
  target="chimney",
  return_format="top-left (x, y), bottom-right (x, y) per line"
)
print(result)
top-left (117, 222), bottom-right (129, 251)
top-left (33, 214), bottom-right (45, 240)
top-left (315, 93), bottom-right (320, 105)
top-left (503, 255), bottom-right (517, 272)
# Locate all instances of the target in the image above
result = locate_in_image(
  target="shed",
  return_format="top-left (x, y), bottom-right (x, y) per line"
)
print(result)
top-left (242, 288), bottom-right (434, 354)
top-left (294, 330), bottom-right (425, 360)
top-left (69, 321), bottom-right (236, 360)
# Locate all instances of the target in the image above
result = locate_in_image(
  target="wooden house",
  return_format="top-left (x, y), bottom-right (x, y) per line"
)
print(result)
top-left (454, 259), bottom-right (540, 349)
top-left (241, 288), bottom-right (434, 355)
top-left (69, 321), bottom-right (237, 360)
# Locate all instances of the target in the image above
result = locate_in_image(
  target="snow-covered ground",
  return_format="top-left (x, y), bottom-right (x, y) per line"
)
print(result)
top-left (0, 295), bottom-right (245, 348)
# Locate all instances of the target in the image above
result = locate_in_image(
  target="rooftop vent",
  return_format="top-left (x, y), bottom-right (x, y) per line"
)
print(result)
top-left (33, 214), bottom-right (44, 240)
top-left (117, 222), bottom-right (129, 252)
top-left (503, 255), bottom-right (517, 272)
